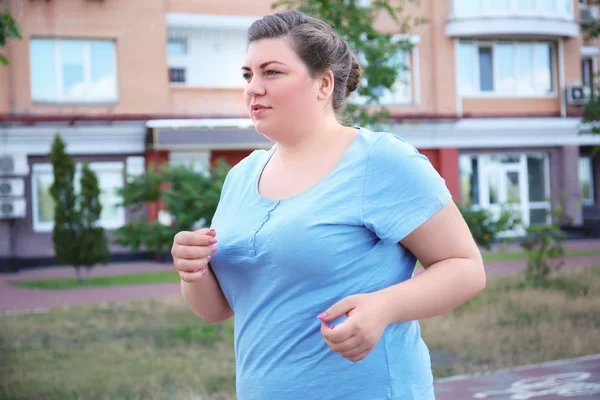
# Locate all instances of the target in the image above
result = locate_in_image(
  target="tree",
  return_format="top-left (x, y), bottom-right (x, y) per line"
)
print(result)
top-left (272, 0), bottom-right (424, 127)
top-left (0, 3), bottom-right (22, 65)
top-left (114, 161), bottom-right (231, 260)
top-left (581, 1), bottom-right (600, 141)
top-left (49, 134), bottom-right (110, 282)
top-left (78, 163), bottom-right (110, 276)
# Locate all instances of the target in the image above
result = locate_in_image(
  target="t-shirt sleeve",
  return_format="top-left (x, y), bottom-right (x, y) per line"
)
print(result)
top-left (361, 133), bottom-right (453, 244)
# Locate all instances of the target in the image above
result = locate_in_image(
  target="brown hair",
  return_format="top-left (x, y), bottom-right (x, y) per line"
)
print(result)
top-left (247, 10), bottom-right (362, 121)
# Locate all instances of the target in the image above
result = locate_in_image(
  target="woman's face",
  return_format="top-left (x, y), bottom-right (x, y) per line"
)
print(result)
top-left (242, 38), bottom-right (322, 141)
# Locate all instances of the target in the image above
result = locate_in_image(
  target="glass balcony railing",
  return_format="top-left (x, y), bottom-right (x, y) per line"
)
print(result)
top-left (452, 0), bottom-right (574, 20)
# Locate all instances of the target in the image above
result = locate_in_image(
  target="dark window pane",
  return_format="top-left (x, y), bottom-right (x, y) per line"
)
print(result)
top-left (479, 47), bottom-right (494, 91)
top-left (507, 171), bottom-right (520, 203)
top-left (530, 208), bottom-right (548, 225)
top-left (460, 155), bottom-right (479, 205)
top-left (169, 68), bottom-right (186, 83)
top-left (527, 155), bottom-right (546, 202)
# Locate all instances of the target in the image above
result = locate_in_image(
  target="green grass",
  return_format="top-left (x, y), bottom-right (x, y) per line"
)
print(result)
top-left (12, 270), bottom-right (181, 290)
top-left (421, 266), bottom-right (600, 377)
top-left (481, 248), bottom-right (600, 263)
top-left (1, 267), bottom-right (598, 399)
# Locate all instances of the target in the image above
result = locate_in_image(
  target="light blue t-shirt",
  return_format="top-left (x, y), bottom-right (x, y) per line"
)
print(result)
top-left (209, 127), bottom-right (452, 400)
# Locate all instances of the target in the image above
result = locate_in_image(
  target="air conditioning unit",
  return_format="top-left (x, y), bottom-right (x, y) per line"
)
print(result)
top-left (566, 85), bottom-right (591, 106)
top-left (0, 178), bottom-right (25, 198)
top-left (581, 6), bottom-right (598, 25)
top-left (0, 198), bottom-right (26, 219)
top-left (0, 153), bottom-right (29, 176)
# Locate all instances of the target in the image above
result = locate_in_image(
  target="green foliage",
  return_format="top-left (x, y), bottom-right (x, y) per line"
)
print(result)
top-left (49, 134), bottom-right (110, 282)
top-left (78, 163), bottom-right (110, 267)
top-left (272, 0), bottom-right (424, 127)
top-left (114, 161), bottom-right (231, 258)
top-left (457, 203), bottom-right (522, 250)
top-left (49, 135), bottom-right (79, 268)
top-left (0, 8), bottom-right (22, 65)
top-left (520, 207), bottom-right (566, 285)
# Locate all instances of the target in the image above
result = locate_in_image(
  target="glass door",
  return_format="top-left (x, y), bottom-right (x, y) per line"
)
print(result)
top-left (480, 155), bottom-right (528, 236)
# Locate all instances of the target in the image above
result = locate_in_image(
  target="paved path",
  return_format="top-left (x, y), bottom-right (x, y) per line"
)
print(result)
top-left (0, 262), bottom-right (179, 313)
top-left (1, 251), bottom-right (599, 313)
top-left (434, 354), bottom-right (600, 399)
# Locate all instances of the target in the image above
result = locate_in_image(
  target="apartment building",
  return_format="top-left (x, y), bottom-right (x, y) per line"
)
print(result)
top-left (0, 0), bottom-right (599, 270)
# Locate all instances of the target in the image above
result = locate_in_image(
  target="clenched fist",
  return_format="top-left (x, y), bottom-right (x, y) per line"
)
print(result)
top-left (171, 228), bottom-right (218, 283)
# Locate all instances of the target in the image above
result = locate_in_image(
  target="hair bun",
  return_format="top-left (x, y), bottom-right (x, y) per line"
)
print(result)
top-left (346, 55), bottom-right (362, 97)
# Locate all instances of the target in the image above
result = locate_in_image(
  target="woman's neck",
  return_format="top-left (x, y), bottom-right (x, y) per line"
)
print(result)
top-left (274, 117), bottom-right (351, 163)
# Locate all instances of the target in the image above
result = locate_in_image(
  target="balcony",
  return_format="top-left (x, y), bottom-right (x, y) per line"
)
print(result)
top-left (447, 0), bottom-right (580, 38)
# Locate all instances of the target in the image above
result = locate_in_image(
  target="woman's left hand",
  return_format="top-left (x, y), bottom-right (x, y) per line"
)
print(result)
top-left (318, 292), bottom-right (390, 363)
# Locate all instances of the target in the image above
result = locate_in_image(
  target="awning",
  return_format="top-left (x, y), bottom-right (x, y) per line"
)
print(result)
top-left (145, 118), bottom-right (272, 151)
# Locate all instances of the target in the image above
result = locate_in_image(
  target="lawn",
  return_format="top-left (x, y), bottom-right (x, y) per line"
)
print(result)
top-left (12, 270), bottom-right (181, 290)
top-left (11, 248), bottom-right (600, 290)
top-left (1, 267), bottom-right (598, 399)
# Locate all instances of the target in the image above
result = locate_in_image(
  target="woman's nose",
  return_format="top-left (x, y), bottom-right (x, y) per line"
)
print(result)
top-left (245, 76), bottom-right (266, 97)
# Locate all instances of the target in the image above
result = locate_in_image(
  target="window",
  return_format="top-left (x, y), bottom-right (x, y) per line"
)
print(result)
top-left (168, 37), bottom-right (187, 56)
top-left (579, 156), bottom-right (595, 205)
top-left (527, 154), bottom-right (551, 225)
top-left (459, 155), bottom-right (480, 205)
top-left (459, 153), bottom-right (551, 226)
top-left (169, 67), bottom-right (186, 83)
top-left (30, 38), bottom-right (118, 103)
top-left (31, 162), bottom-right (125, 232)
top-left (374, 50), bottom-right (412, 105)
top-left (167, 28), bottom-right (246, 88)
top-left (453, 0), bottom-right (572, 16)
top-left (459, 41), bottom-right (554, 96)
top-left (582, 57), bottom-right (596, 97)
top-left (169, 151), bottom-right (210, 174)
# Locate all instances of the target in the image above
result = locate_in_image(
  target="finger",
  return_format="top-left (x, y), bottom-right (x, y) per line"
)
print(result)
top-left (174, 257), bottom-right (211, 273)
top-left (346, 348), bottom-right (371, 363)
top-left (173, 244), bottom-right (217, 260)
top-left (175, 230), bottom-right (218, 246)
top-left (340, 343), bottom-right (370, 359)
top-left (321, 321), bottom-right (354, 344)
top-left (327, 335), bottom-right (361, 353)
top-left (318, 295), bottom-right (357, 323)
top-left (179, 268), bottom-right (209, 283)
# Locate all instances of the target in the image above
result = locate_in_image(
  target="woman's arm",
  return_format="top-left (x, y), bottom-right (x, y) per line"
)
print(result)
top-left (172, 229), bottom-right (234, 324)
top-left (379, 201), bottom-right (486, 323)
top-left (181, 267), bottom-right (234, 323)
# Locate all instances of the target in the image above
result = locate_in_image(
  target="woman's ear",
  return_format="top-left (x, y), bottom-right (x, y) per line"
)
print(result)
top-left (317, 70), bottom-right (335, 101)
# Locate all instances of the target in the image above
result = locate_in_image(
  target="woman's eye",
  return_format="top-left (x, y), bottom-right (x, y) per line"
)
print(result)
top-left (242, 73), bottom-right (252, 81)
top-left (265, 70), bottom-right (280, 76)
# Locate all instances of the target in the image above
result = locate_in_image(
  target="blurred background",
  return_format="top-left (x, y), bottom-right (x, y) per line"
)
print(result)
top-left (1, 0), bottom-right (599, 399)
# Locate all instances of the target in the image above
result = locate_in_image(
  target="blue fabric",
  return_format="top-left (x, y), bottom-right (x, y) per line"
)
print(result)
top-left (209, 127), bottom-right (453, 400)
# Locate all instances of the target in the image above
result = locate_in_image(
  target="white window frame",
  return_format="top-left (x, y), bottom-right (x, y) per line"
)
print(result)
top-left (31, 162), bottom-right (126, 232)
top-left (459, 40), bottom-right (556, 98)
top-left (460, 152), bottom-right (552, 228)
top-left (581, 53), bottom-right (598, 95)
top-left (579, 156), bottom-right (595, 206)
top-left (452, 0), bottom-right (573, 18)
top-left (30, 38), bottom-right (119, 104)
top-left (354, 34), bottom-right (419, 106)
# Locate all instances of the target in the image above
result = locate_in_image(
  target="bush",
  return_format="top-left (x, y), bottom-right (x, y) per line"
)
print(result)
top-left (457, 203), bottom-right (522, 250)
top-left (520, 207), bottom-right (566, 285)
top-left (114, 161), bottom-right (230, 259)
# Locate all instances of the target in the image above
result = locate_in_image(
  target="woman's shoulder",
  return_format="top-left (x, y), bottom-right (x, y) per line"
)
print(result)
top-left (226, 147), bottom-right (273, 179)
top-left (357, 127), bottom-right (420, 163)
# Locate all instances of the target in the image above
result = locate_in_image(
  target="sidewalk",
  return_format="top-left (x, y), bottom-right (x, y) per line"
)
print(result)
top-left (434, 354), bottom-right (600, 399)
top-left (1, 252), bottom-right (599, 313)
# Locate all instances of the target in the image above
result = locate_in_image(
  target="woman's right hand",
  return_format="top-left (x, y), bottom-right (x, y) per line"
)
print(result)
top-left (171, 228), bottom-right (218, 283)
